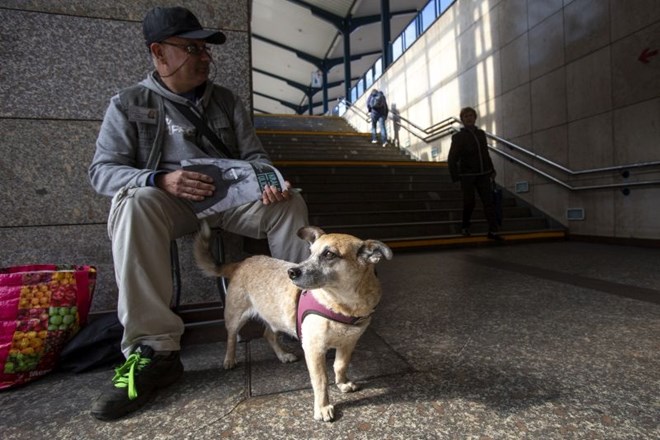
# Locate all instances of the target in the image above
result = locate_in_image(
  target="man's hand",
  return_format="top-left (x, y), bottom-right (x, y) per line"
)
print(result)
top-left (261, 180), bottom-right (294, 205)
top-left (155, 170), bottom-right (214, 201)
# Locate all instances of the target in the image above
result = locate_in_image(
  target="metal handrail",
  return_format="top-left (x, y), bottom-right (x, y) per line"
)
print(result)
top-left (410, 117), bottom-right (660, 191)
top-left (487, 132), bottom-right (660, 176)
top-left (490, 147), bottom-right (660, 191)
top-left (340, 98), bottom-right (429, 142)
top-left (340, 100), bottom-right (660, 191)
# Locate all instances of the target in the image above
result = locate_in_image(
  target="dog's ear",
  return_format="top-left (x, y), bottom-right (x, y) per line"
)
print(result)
top-left (297, 226), bottom-right (326, 244)
top-left (357, 240), bottom-right (393, 264)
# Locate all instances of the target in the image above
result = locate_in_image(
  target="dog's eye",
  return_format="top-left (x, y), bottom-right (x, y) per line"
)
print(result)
top-left (322, 249), bottom-right (338, 260)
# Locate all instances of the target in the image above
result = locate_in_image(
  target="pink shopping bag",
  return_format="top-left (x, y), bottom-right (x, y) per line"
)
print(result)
top-left (0, 265), bottom-right (96, 390)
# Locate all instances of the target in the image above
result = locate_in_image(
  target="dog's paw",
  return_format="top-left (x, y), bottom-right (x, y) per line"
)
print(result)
top-left (314, 404), bottom-right (335, 422)
top-left (223, 358), bottom-right (237, 370)
top-left (277, 352), bottom-right (298, 363)
top-left (337, 381), bottom-right (359, 393)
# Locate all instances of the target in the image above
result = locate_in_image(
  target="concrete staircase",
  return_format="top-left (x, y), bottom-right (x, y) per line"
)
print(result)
top-left (254, 114), bottom-right (566, 250)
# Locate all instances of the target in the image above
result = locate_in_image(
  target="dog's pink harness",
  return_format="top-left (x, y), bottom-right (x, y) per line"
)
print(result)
top-left (296, 290), bottom-right (369, 341)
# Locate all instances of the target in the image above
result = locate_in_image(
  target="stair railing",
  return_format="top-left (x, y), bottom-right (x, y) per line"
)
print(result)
top-left (485, 134), bottom-right (660, 191)
top-left (342, 101), bottom-right (660, 191)
top-left (341, 98), bottom-right (454, 143)
top-left (448, 118), bottom-right (660, 191)
top-left (341, 99), bottom-right (455, 160)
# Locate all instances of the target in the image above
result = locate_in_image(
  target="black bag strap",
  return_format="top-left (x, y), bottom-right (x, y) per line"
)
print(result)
top-left (171, 101), bottom-right (233, 158)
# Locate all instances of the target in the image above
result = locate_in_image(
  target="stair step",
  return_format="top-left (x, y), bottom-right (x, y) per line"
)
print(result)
top-left (383, 229), bottom-right (568, 249)
top-left (253, 116), bottom-right (566, 249)
top-left (310, 206), bottom-right (532, 226)
top-left (320, 217), bottom-right (549, 239)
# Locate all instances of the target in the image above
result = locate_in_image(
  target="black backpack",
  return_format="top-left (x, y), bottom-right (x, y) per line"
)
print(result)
top-left (58, 314), bottom-right (124, 373)
top-left (370, 92), bottom-right (385, 109)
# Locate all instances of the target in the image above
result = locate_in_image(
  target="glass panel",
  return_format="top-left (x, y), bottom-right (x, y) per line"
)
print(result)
top-left (392, 35), bottom-right (403, 61)
top-left (403, 20), bottom-right (417, 49)
top-left (421, 1), bottom-right (437, 32)
top-left (374, 57), bottom-right (383, 80)
top-left (439, 0), bottom-right (453, 13)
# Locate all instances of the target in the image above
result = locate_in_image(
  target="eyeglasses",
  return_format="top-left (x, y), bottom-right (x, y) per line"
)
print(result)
top-left (160, 41), bottom-right (211, 56)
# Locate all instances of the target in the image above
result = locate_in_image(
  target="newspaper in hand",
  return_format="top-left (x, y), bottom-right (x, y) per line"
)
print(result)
top-left (181, 158), bottom-right (287, 218)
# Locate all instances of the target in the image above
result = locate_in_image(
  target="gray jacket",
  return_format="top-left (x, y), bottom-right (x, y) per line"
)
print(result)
top-left (89, 72), bottom-right (270, 197)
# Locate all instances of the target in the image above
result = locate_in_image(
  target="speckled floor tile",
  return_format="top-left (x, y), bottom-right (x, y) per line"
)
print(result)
top-left (0, 242), bottom-right (658, 439)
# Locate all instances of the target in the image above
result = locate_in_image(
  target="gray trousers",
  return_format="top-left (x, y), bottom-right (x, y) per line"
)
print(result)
top-left (107, 186), bottom-right (310, 356)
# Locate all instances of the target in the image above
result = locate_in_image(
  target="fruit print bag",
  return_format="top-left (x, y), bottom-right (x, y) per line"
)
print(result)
top-left (0, 264), bottom-right (96, 390)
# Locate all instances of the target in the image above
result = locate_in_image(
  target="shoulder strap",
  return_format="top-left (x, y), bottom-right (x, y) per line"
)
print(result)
top-left (118, 85), bottom-right (165, 170)
top-left (170, 101), bottom-right (233, 159)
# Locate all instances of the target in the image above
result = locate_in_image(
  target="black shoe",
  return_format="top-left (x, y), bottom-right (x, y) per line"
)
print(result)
top-left (461, 228), bottom-right (471, 237)
top-left (487, 232), bottom-right (503, 241)
top-left (91, 345), bottom-right (183, 421)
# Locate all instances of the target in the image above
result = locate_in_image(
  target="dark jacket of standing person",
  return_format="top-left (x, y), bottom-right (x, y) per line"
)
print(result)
top-left (447, 125), bottom-right (494, 182)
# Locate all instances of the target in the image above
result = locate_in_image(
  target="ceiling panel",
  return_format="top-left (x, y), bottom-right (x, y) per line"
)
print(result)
top-left (251, 0), bottom-right (429, 115)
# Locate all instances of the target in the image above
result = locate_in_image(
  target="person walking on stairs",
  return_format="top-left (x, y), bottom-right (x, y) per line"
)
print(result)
top-left (367, 89), bottom-right (389, 146)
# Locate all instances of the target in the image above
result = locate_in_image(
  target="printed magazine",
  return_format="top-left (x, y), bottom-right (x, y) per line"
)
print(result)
top-left (181, 158), bottom-right (286, 218)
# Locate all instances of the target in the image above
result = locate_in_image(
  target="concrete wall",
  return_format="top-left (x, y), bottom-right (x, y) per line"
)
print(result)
top-left (346, 0), bottom-right (660, 240)
top-left (0, 1), bottom-right (252, 311)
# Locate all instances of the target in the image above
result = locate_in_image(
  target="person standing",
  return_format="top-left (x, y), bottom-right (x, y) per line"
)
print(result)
top-left (367, 89), bottom-right (389, 146)
top-left (447, 107), bottom-right (501, 240)
top-left (88, 6), bottom-right (309, 420)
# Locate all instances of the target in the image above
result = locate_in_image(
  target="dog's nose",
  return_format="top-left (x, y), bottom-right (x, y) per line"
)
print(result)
top-left (288, 267), bottom-right (302, 280)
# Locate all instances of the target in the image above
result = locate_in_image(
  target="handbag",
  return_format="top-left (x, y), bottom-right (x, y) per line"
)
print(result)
top-left (491, 181), bottom-right (503, 226)
top-left (0, 264), bottom-right (96, 389)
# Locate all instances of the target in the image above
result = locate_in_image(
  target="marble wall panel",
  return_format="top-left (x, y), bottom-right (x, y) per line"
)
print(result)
top-left (528, 11), bottom-right (565, 80)
top-left (457, 22), bottom-right (480, 72)
top-left (0, 225), bottom-right (116, 311)
top-left (476, 97), bottom-right (498, 133)
top-left (500, 33), bottom-right (530, 94)
top-left (528, 181), bottom-right (570, 226)
top-left (497, 133), bottom-right (534, 187)
top-left (453, 0), bottom-right (493, 38)
top-left (1, 2), bottom-right (254, 310)
top-left (566, 47), bottom-right (612, 120)
top-left (527, 0), bottom-right (563, 29)
top-left (614, 186), bottom-right (660, 239)
top-left (0, 1), bottom-right (248, 31)
top-left (610, 22), bottom-right (660, 109)
top-left (497, 83), bottom-right (532, 139)
top-left (566, 190), bottom-right (615, 236)
top-left (610, 0), bottom-right (660, 41)
top-left (0, 119), bottom-right (106, 227)
top-left (613, 98), bottom-right (660, 164)
top-left (0, 225), bottom-right (225, 312)
top-left (497, 0), bottom-right (528, 47)
top-left (567, 112), bottom-right (614, 170)
top-left (1, 10), bottom-right (251, 119)
top-left (564, 0), bottom-right (610, 62)
top-left (531, 124), bottom-right (568, 166)
top-left (530, 68), bottom-right (567, 131)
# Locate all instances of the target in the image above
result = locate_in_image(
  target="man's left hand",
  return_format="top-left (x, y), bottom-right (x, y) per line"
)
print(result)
top-left (262, 180), bottom-right (293, 205)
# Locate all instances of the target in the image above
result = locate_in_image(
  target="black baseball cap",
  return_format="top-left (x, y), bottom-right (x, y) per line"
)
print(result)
top-left (143, 6), bottom-right (226, 46)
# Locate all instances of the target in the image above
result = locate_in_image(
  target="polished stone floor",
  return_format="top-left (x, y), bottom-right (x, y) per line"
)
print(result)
top-left (1, 240), bottom-right (658, 439)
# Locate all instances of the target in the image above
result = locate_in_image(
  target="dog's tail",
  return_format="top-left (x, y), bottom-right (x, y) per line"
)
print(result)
top-left (193, 221), bottom-right (239, 279)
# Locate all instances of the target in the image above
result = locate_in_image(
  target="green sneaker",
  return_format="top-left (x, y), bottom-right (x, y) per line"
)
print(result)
top-left (91, 344), bottom-right (183, 421)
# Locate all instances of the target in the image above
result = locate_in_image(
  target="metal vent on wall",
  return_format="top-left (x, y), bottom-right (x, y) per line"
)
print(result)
top-left (515, 181), bottom-right (529, 193)
top-left (567, 208), bottom-right (585, 221)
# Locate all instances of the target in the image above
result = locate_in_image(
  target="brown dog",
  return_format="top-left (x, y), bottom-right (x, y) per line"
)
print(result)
top-left (194, 221), bottom-right (392, 421)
